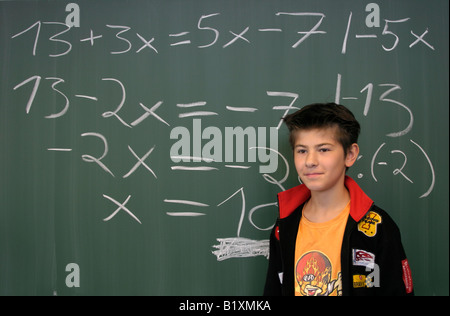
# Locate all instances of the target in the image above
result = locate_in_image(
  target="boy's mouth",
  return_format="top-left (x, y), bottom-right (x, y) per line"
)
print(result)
top-left (304, 172), bottom-right (323, 178)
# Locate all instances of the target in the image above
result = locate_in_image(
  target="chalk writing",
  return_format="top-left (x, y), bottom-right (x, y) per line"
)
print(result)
top-left (11, 11), bottom-right (435, 57)
top-left (12, 68), bottom-right (435, 260)
top-left (6, 4), bottom-right (438, 265)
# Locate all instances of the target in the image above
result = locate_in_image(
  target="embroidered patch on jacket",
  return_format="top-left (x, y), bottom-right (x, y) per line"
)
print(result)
top-left (402, 259), bottom-right (414, 294)
top-left (353, 275), bottom-right (367, 288)
top-left (358, 211), bottom-right (382, 237)
top-left (352, 249), bottom-right (375, 268)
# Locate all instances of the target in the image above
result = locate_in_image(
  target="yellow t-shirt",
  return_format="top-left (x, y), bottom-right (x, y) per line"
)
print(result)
top-left (294, 201), bottom-right (350, 296)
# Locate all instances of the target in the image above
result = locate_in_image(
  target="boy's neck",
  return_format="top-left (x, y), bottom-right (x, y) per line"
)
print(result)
top-left (302, 185), bottom-right (350, 223)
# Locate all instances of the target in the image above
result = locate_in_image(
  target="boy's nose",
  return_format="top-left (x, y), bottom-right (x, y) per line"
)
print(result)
top-left (305, 152), bottom-right (318, 167)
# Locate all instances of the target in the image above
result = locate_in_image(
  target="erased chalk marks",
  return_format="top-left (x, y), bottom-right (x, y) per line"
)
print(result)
top-left (212, 237), bottom-right (269, 261)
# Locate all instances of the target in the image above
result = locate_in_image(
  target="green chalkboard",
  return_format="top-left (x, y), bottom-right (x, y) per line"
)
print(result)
top-left (0, 0), bottom-right (448, 296)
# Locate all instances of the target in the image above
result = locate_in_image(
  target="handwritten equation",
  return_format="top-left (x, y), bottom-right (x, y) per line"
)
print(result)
top-left (11, 11), bottom-right (435, 58)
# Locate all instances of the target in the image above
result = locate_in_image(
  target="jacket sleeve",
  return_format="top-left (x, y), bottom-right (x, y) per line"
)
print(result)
top-left (375, 209), bottom-right (414, 296)
top-left (263, 223), bottom-right (283, 296)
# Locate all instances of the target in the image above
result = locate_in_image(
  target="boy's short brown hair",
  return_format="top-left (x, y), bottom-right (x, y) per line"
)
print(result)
top-left (283, 103), bottom-right (361, 155)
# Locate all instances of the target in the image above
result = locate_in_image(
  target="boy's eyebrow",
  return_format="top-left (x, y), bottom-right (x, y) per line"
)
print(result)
top-left (316, 142), bottom-right (335, 147)
top-left (294, 143), bottom-right (335, 148)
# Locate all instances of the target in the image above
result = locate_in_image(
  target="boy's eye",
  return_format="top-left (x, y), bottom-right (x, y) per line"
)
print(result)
top-left (319, 148), bottom-right (330, 152)
top-left (296, 149), bottom-right (306, 154)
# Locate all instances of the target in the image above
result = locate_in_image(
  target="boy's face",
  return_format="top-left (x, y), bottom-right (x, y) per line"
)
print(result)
top-left (293, 126), bottom-right (359, 194)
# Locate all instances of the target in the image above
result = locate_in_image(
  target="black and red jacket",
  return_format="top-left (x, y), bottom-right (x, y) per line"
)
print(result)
top-left (264, 176), bottom-right (414, 296)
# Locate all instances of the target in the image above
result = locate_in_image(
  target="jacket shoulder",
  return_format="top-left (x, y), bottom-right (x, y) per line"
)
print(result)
top-left (356, 205), bottom-right (401, 232)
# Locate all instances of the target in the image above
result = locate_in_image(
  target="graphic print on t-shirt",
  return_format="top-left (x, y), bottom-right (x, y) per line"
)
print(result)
top-left (295, 251), bottom-right (342, 296)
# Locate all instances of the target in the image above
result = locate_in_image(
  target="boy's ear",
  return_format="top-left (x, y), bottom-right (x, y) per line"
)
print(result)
top-left (345, 143), bottom-right (360, 168)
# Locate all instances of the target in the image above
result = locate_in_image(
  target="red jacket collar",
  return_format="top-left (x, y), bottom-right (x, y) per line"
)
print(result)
top-left (277, 176), bottom-right (373, 222)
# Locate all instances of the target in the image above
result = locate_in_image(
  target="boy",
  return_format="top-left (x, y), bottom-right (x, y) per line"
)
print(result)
top-left (264, 103), bottom-right (414, 296)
